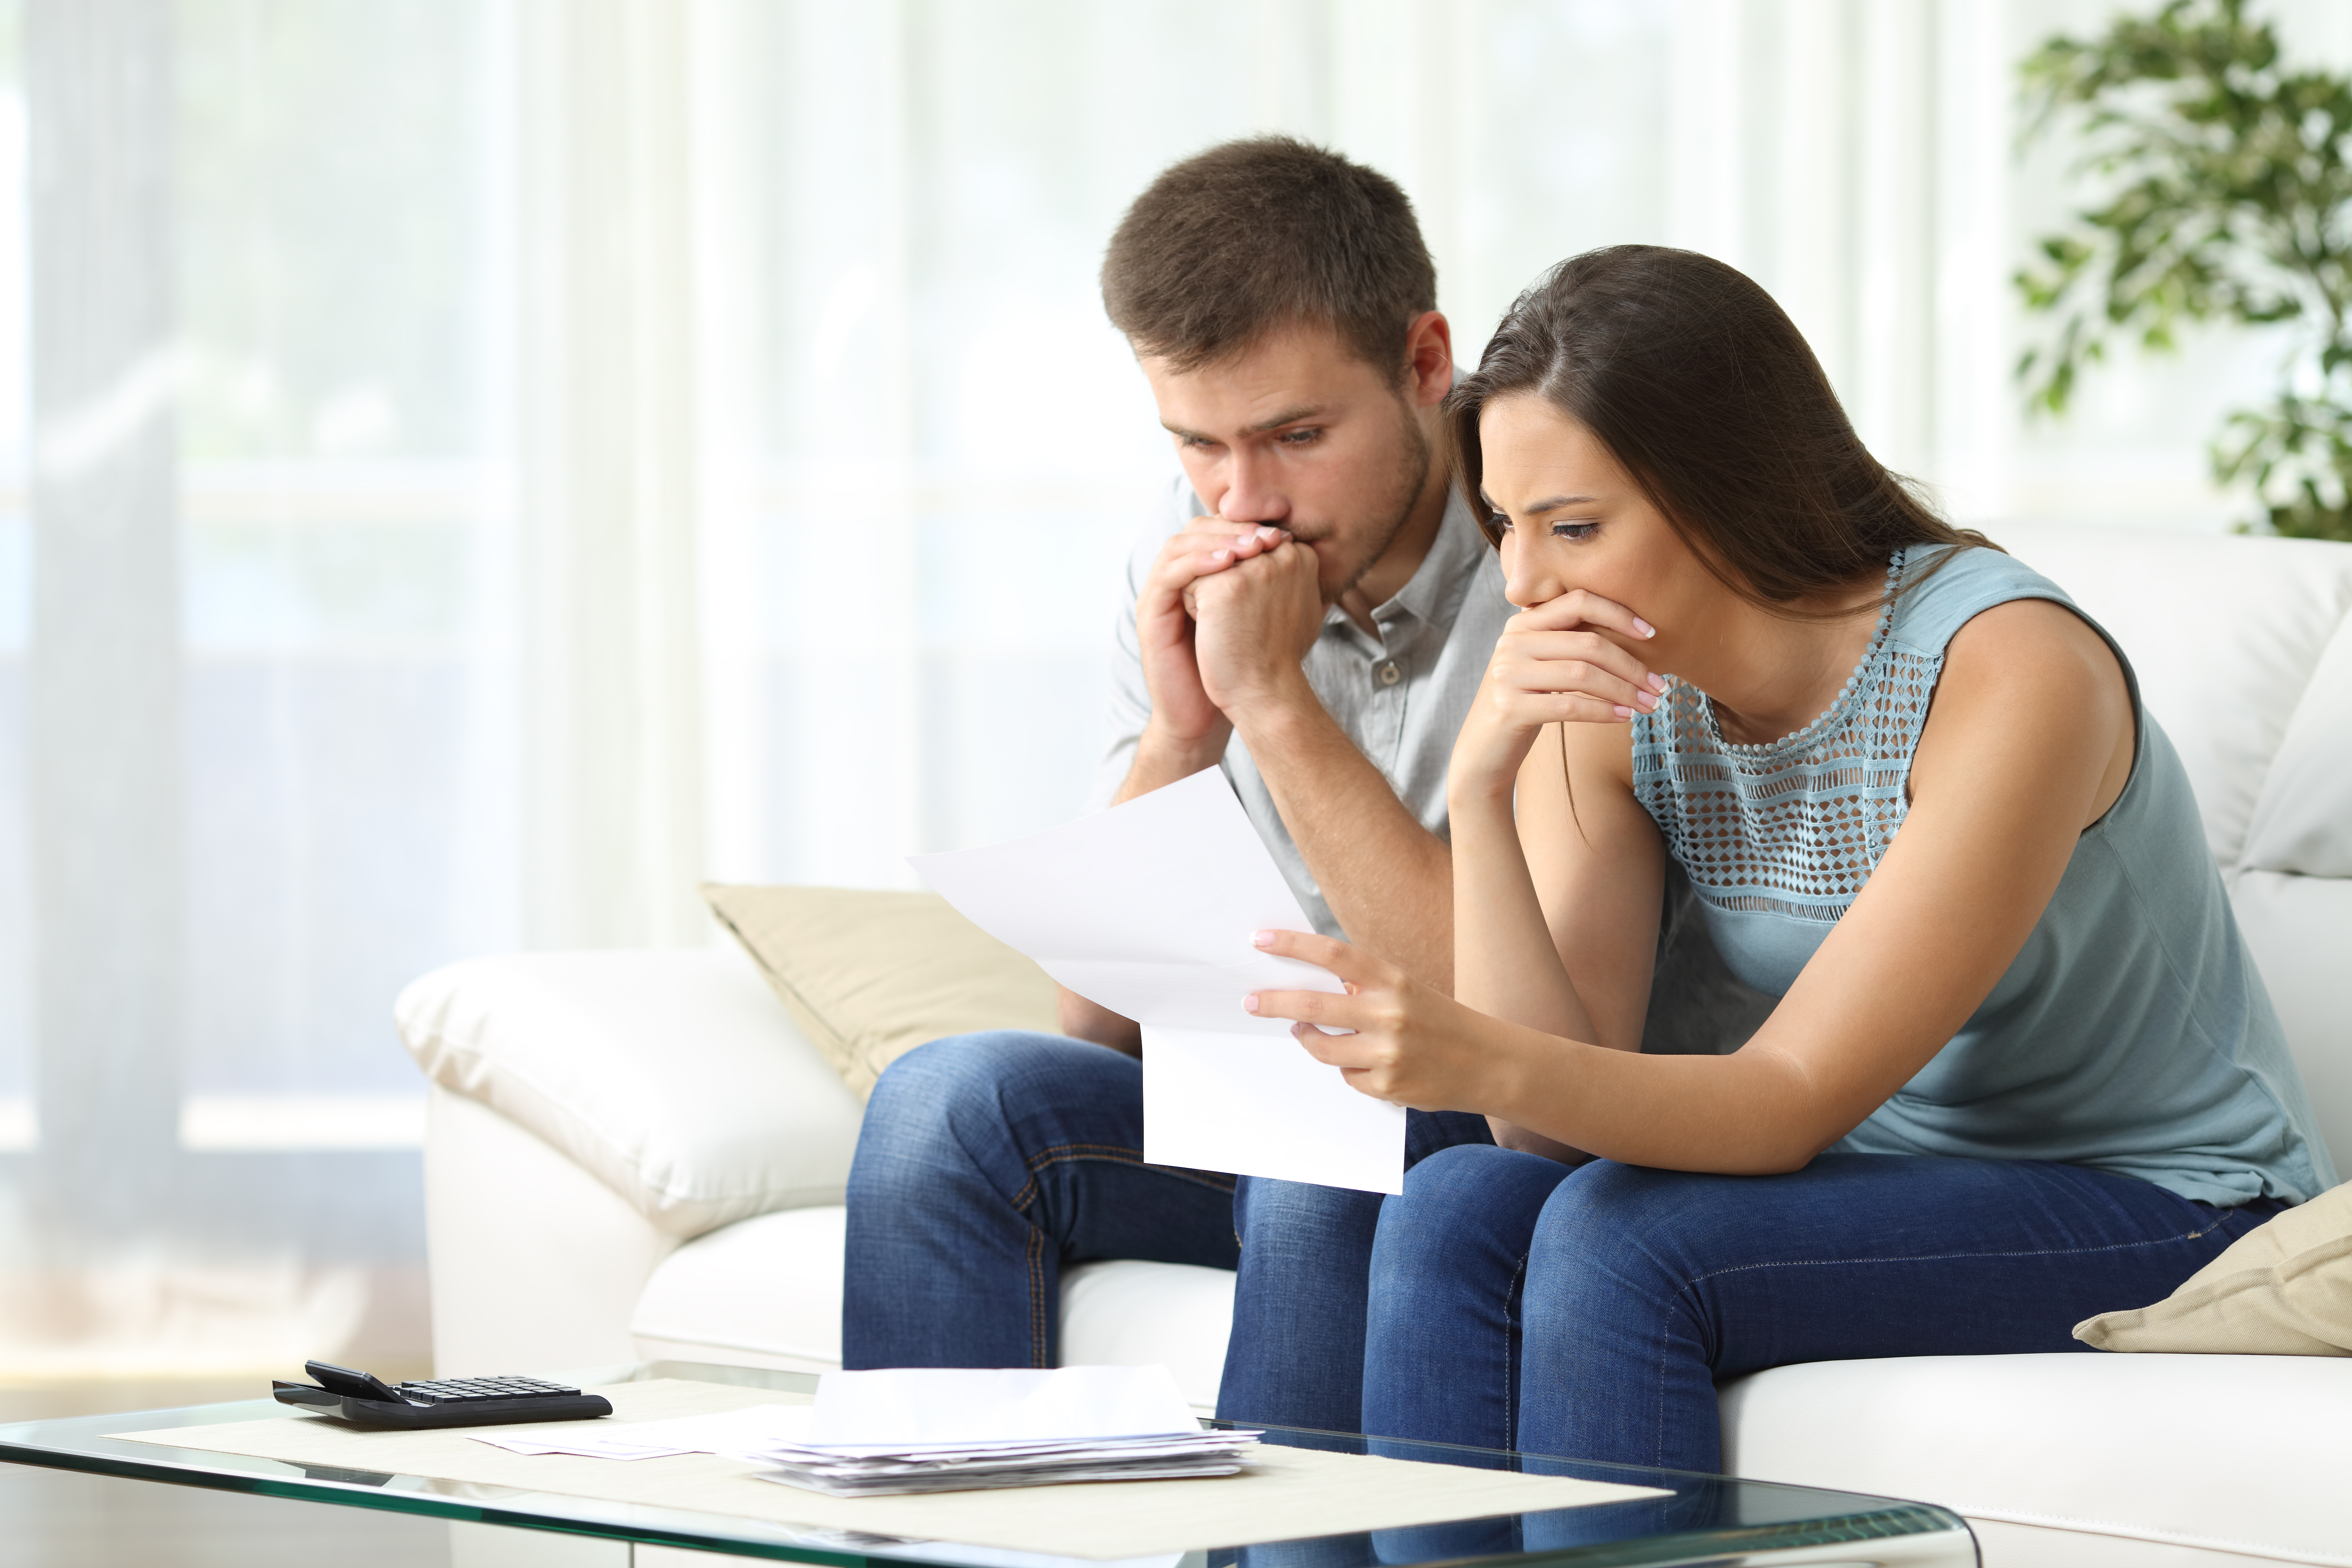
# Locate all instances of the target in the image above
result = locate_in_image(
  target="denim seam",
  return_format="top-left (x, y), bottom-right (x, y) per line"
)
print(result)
top-left (1677, 1208), bottom-right (2234, 1293)
top-left (1010, 1142), bottom-right (1148, 1214)
top-left (1009, 1141), bottom-right (1236, 1368)
top-left (1649, 1212), bottom-right (2234, 1466)
top-left (1505, 1252), bottom-right (1528, 1452)
top-left (1026, 1226), bottom-right (1048, 1368)
top-left (1008, 1143), bottom-right (1236, 1214)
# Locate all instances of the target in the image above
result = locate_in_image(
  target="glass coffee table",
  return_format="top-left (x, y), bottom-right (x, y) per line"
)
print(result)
top-left (0, 1361), bottom-right (1974, 1566)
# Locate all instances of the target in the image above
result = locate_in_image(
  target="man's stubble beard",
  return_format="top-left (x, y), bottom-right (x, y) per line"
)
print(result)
top-left (1310, 394), bottom-right (1433, 605)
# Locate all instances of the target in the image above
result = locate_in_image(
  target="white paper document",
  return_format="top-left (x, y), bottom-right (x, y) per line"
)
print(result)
top-left (747, 1366), bottom-right (1258, 1496)
top-left (909, 768), bottom-right (1407, 1193)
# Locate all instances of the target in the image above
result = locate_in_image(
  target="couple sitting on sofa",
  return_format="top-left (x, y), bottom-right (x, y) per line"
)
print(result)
top-left (842, 137), bottom-right (2337, 1473)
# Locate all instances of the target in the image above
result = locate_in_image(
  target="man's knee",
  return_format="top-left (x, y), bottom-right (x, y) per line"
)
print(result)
top-left (859, 1033), bottom-right (1004, 1152)
top-left (869, 1030), bottom-right (1122, 1123)
top-left (854, 1031), bottom-right (1139, 1190)
top-left (867, 1030), bottom-right (1022, 1107)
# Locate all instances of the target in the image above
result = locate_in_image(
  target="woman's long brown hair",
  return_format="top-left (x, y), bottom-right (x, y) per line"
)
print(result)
top-left (1448, 246), bottom-right (1993, 615)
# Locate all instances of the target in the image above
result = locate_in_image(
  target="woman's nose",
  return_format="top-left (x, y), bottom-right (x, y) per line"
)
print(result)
top-left (1503, 540), bottom-right (1561, 608)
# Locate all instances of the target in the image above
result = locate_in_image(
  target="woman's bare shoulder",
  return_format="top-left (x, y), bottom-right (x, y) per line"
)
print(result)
top-left (1922, 596), bottom-right (2134, 819)
top-left (1936, 596), bottom-right (2125, 714)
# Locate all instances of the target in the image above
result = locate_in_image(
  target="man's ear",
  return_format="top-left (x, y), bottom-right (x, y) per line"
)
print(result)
top-left (1402, 310), bottom-right (1453, 407)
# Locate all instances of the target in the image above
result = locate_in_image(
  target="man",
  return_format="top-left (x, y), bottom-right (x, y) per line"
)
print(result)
top-left (842, 137), bottom-right (1763, 1432)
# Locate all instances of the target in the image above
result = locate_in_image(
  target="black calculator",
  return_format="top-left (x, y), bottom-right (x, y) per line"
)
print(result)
top-left (273, 1360), bottom-right (614, 1429)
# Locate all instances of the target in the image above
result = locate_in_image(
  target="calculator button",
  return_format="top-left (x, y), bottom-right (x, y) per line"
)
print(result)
top-left (384, 1373), bottom-right (586, 1409)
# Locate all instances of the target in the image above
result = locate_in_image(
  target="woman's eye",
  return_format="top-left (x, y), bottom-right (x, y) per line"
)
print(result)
top-left (1551, 521), bottom-right (1598, 542)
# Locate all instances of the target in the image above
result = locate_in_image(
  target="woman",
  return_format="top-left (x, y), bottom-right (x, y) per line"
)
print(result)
top-left (1240, 246), bottom-right (2334, 1472)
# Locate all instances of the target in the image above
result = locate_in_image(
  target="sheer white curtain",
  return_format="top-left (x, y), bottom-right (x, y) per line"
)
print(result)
top-left (4, 0), bottom-right (504, 1374)
top-left (3, 0), bottom-right (2338, 1375)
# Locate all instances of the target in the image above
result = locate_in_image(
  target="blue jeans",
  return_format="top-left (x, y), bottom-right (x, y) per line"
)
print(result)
top-left (1222, 1111), bottom-right (1492, 1432)
top-left (842, 1030), bottom-right (1489, 1432)
top-left (1362, 1146), bottom-right (2284, 1474)
top-left (843, 1032), bottom-right (1238, 1371)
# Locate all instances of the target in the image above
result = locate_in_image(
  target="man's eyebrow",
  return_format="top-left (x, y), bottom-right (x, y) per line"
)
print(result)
top-left (1243, 404), bottom-right (1327, 435)
top-left (1160, 405), bottom-right (1332, 444)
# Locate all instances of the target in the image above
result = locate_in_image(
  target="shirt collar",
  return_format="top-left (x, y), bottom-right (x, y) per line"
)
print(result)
top-left (1325, 487), bottom-right (1492, 636)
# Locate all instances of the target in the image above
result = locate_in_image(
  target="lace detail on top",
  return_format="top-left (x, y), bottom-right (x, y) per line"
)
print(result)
top-left (1631, 553), bottom-right (1939, 921)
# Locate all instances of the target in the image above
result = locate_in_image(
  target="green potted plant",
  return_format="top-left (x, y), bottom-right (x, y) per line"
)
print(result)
top-left (2017, 0), bottom-right (2352, 541)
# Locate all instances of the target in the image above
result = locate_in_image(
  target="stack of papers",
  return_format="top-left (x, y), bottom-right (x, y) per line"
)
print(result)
top-left (748, 1428), bottom-right (1256, 1496)
top-left (746, 1366), bottom-right (1257, 1498)
top-left (469, 1366), bottom-right (1256, 1497)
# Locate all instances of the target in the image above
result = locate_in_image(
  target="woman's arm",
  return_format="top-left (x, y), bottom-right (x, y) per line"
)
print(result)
top-left (1250, 598), bottom-right (2137, 1173)
top-left (1445, 593), bottom-right (1669, 1154)
top-left (1452, 726), bottom-right (1664, 1154)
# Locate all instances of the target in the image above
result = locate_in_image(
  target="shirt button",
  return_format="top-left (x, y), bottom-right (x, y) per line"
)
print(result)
top-left (1377, 661), bottom-right (1401, 686)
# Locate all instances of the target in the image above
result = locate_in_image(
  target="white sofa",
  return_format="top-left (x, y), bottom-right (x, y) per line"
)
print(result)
top-left (400, 524), bottom-right (2352, 1568)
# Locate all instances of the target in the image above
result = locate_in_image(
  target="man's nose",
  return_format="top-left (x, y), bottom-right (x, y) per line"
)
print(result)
top-left (1218, 449), bottom-right (1290, 524)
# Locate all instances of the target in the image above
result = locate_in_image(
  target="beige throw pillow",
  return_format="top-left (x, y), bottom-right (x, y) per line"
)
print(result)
top-left (703, 883), bottom-right (1062, 1102)
top-left (2074, 1180), bottom-right (2352, 1355)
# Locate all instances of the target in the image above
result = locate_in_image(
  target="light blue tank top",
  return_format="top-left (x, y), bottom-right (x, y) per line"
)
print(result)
top-left (1630, 543), bottom-right (2336, 1206)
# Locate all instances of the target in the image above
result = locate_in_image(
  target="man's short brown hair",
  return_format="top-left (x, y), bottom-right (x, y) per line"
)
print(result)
top-left (1100, 136), bottom-right (1437, 379)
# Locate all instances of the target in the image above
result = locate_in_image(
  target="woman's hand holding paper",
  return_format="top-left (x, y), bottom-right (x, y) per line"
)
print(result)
top-left (1245, 928), bottom-right (1525, 1112)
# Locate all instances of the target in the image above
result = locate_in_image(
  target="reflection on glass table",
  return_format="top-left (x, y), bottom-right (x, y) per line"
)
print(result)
top-left (0, 1361), bottom-right (1975, 1566)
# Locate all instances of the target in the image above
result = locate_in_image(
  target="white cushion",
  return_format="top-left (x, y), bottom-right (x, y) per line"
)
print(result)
top-left (1720, 1352), bottom-right (2352, 1567)
top-left (2241, 607), bottom-right (2352, 879)
top-left (2232, 871), bottom-right (2352, 1178)
top-left (399, 948), bottom-right (862, 1237)
top-left (630, 1205), bottom-right (849, 1372)
top-left (625, 1207), bottom-right (1236, 1409)
top-left (2002, 526), bottom-right (2352, 873)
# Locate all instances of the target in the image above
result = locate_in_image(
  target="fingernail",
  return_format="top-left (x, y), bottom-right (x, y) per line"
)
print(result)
top-left (1243, 994), bottom-right (1260, 1012)
top-left (1211, 549), bottom-right (1230, 562)
top-left (1633, 617), bottom-right (1656, 638)
top-left (1648, 673), bottom-right (1668, 693)
top-left (1613, 704), bottom-right (1635, 719)
top-left (1637, 690), bottom-right (1659, 711)
top-left (1252, 930), bottom-right (1275, 947)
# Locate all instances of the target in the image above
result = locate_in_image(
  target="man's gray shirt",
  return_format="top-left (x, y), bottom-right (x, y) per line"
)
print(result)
top-left (1088, 475), bottom-right (1512, 939)
top-left (1087, 473), bottom-right (1775, 1056)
